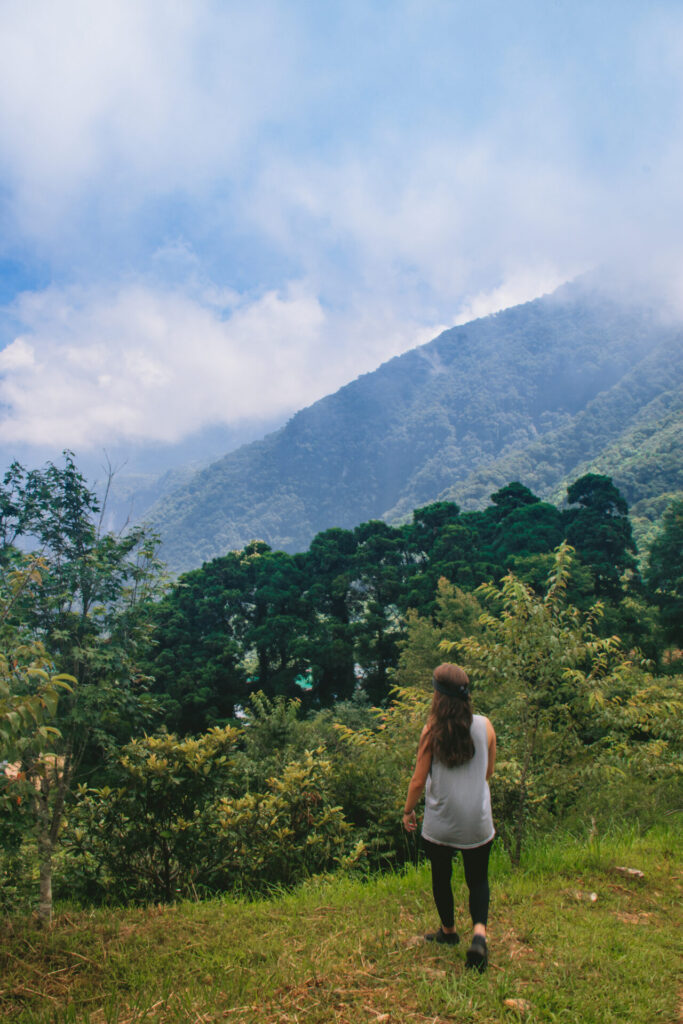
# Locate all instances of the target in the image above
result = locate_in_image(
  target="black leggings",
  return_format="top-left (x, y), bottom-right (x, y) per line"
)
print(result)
top-left (422, 836), bottom-right (493, 928)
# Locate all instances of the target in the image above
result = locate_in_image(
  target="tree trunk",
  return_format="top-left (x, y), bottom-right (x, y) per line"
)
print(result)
top-left (513, 714), bottom-right (538, 867)
top-left (33, 752), bottom-right (71, 925)
top-left (35, 774), bottom-right (54, 924)
top-left (37, 831), bottom-right (53, 924)
top-left (512, 779), bottom-right (526, 868)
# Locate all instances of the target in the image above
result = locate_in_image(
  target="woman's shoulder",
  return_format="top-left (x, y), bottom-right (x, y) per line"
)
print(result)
top-left (474, 714), bottom-right (496, 740)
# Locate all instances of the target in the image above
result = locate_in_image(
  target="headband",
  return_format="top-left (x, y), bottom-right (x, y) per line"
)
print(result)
top-left (433, 676), bottom-right (470, 699)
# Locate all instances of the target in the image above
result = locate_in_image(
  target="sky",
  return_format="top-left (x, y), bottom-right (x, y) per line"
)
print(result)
top-left (0, 0), bottom-right (682, 465)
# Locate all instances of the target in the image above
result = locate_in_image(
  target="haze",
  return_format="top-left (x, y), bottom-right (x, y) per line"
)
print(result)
top-left (0, 0), bottom-right (682, 468)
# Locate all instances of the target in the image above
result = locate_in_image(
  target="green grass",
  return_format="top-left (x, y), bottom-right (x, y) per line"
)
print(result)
top-left (1, 827), bottom-right (680, 1023)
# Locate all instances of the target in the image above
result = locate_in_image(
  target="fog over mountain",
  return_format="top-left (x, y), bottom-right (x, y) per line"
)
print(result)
top-left (144, 280), bottom-right (683, 573)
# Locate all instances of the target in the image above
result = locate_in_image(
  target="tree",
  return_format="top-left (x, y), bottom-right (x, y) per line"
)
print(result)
top-left (302, 528), bottom-right (357, 704)
top-left (351, 521), bottom-right (410, 704)
top-left (489, 482), bottom-right (540, 520)
top-left (146, 552), bottom-right (251, 733)
top-left (489, 502), bottom-right (564, 565)
top-left (564, 474), bottom-right (638, 599)
top-left (451, 544), bottom-right (626, 864)
top-left (406, 501), bottom-right (462, 561)
top-left (395, 577), bottom-right (483, 690)
top-left (0, 559), bottom-right (73, 789)
top-left (0, 453), bottom-right (164, 920)
top-left (645, 498), bottom-right (683, 648)
top-left (65, 726), bottom-right (240, 903)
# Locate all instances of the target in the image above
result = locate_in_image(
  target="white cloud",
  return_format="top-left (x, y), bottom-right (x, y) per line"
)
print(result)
top-left (0, 283), bottom-right (444, 449)
top-left (452, 267), bottom-right (580, 325)
top-left (0, 0), bottom-right (299, 243)
top-left (1, 2), bottom-right (683, 456)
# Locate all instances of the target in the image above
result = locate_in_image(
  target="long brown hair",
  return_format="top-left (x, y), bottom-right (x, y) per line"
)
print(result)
top-left (428, 663), bottom-right (474, 767)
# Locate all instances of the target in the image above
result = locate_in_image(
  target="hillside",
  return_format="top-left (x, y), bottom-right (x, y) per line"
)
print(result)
top-left (1, 830), bottom-right (679, 1023)
top-left (147, 282), bottom-right (683, 572)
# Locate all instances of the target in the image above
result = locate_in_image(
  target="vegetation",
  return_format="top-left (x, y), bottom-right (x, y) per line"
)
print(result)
top-left (0, 453), bottom-right (680, 950)
top-left (142, 476), bottom-right (647, 728)
top-left (0, 456), bottom-right (165, 920)
top-left (145, 285), bottom-right (683, 572)
top-left (0, 829), bottom-right (679, 1023)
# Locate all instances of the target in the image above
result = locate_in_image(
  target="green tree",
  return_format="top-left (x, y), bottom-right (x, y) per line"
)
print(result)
top-left (351, 521), bottom-right (410, 704)
top-left (65, 726), bottom-right (240, 903)
top-left (146, 551), bottom-right (251, 733)
top-left (0, 559), bottom-right (73, 789)
top-left (645, 498), bottom-right (683, 647)
top-left (451, 544), bottom-right (627, 864)
top-left (0, 454), bottom-right (164, 919)
top-left (302, 528), bottom-right (357, 704)
top-left (489, 502), bottom-right (564, 565)
top-left (564, 474), bottom-right (638, 599)
top-left (395, 577), bottom-right (483, 690)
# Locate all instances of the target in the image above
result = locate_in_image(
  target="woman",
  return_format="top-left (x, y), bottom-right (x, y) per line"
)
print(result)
top-left (403, 663), bottom-right (496, 971)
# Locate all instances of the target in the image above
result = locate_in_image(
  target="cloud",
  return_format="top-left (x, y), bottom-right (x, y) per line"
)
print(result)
top-left (0, 0), bottom-right (300, 248)
top-left (1, 2), bottom-right (683, 454)
top-left (0, 282), bottom-right (443, 449)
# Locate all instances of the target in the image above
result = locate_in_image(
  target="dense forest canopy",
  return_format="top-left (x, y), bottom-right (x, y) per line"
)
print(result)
top-left (142, 472), bottom-right (652, 733)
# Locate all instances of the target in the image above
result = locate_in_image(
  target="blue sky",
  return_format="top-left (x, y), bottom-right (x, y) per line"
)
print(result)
top-left (0, 0), bottom-right (682, 458)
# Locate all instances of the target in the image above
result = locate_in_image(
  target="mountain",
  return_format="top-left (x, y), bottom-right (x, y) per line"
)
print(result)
top-left (146, 282), bottom-right (683, 572)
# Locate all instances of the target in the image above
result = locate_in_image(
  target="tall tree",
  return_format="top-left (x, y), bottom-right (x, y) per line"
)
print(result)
top-left (0, 453), bottom-right (164, 920)
top-left (146, 552), bottom-right (251, 733)
top-left (564, 474), bottom-right (638, 599)
top-left (303, 528), bottom-right (358, 704)
top-left (645, 498), bottom-right (683, 647)
top-left (351, 521), bottom-right (410, 704)
top-left (452, 544), bottom-right (626, 864)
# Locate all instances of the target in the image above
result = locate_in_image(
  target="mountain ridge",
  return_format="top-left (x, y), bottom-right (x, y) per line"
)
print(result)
top-left (146, 283), bottom-right (683, 571)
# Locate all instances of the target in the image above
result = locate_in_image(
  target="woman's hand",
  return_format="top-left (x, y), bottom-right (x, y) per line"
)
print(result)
top-left (403, 810), bottom-right (417, 832)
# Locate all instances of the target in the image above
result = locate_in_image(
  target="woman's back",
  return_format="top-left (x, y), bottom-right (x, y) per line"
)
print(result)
top-left (422, 714), bottom-right (494, 849)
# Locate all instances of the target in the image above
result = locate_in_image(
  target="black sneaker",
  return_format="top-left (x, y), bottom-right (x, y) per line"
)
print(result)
top-left (424, 927), bottom-right (460, 945)
top-left (465, 934), bottom-right (488, 971)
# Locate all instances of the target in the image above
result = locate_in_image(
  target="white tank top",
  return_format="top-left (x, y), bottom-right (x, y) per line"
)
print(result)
top-left (421, 714), bottom-right (495, 849)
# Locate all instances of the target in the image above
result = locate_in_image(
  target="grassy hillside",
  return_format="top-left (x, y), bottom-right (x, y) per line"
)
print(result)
top-left (1, 828), bottom-right (679, 1023)
top-left (146, 283), bottom-right (683, 572)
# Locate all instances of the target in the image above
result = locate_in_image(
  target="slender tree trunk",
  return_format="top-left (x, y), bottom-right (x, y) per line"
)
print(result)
top-left (35, 775), bottom-right (54, 924)
top-left (513, 713), bottom-right (538, 867)
top-left (34, 752), bottom-right (71, 925)
top-left (37, 831), bottom-right (53, 923)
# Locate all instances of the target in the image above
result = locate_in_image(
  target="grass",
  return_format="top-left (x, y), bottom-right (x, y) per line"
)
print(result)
top-left (0, 827), bottom-right (680, 1023)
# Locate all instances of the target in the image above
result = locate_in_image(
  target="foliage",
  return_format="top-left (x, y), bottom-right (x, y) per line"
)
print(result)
top-left (0, 559), bottom-right (73, 908)
top-left (394, 577), bottom-right (483, 689)
top-left (564, 473), bottom-right (638, 598)
top-left (0, 453), bottom-right (165, 919)
top-left (145, 470), bottom-right (655, 731)
top-left (62, 721), bottom-right (363, 902)
top-left (645, 497), bottom-right (683, 646)
top-left (63, 726), bottom-right (240, 903)
top-left (209, 749), bottom-right (363, 893)
top-left (450, 545), bottom-right (639, 863)
top-left (1, 450), bottom-right (681, 916)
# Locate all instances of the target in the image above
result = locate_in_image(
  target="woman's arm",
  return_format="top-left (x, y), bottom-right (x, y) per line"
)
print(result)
top-left (485, 718), bottom-right (497, 780)
top-left (402, 725), bottom-right (432, 832)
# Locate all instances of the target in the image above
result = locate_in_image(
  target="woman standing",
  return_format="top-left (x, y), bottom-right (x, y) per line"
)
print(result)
top-left (403, 663), bottom-right (496, 971)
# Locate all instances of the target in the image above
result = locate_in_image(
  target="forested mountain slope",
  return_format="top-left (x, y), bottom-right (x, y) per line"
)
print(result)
top-left (148, 283), bottom-right (683, 571)
top-left (431, 332), bottom-right (683, 550)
